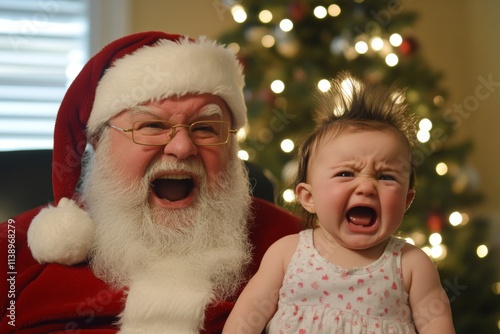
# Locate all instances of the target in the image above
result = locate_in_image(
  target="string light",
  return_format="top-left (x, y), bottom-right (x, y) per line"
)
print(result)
top-left (433, 95), bottom-right (445, 107)
top-left (231, 5), bottom-right (247, 23)
top-left (280, 139), bottom-right (294, 153)
top-left (317, 79), bottom-right (331, 92)
top-left (385, 53), bottom-right (399, 66)
top-left (270, 80), bottom-right (285, 93)
top-left (279, 19), bottom-right (293, 32)
top-left (419, 118), bottom-right (432, 131)
top-left (370, 37), bottom-right (384, 51)
top-left (430, 244), bottom-right (446, 260)
top-left (313, 6), bottom-right (327, 19)
top-left (227, 42), bottom-right (240, 54)
top-left (282, 189), bottom-right (296, 203)
top-left (261, 35), bottom-right (275, 48)
top-left (436, 162), bottom-right (448, 176)
top-left (237, 150), bottom-right (249, 161)
top-left (354, 41), bottom-right (368, 54)
top-left (476, 245), bottom-right (488, 258)
top-left (258, 9), bottom-right (272, 23)
top-left (429, 232), bottom-right (442, 246)
top-left (449, 211), bottom-right (463, 226)
top-left (417, 129), bottom-right (430, 143)
top-left (236, 128), bottom-right (247, 141)
top-left (389, 33), bottom-right (403, 47)
top-left (328, 4), bottom-right (341, 17)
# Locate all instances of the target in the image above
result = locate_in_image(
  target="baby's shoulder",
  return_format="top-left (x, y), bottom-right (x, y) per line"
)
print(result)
top-left (401, 242), bottom-right (433, 263)
top-left (270, 232), bottom-right (301, 251)
top-left (263, 232), bottom-right (301, 266)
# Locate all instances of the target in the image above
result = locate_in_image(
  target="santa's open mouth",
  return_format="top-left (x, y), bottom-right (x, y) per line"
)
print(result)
top-left (346, 206), bottom-right (377, 227)
top-left (151, 175), bottom-right (195, 202)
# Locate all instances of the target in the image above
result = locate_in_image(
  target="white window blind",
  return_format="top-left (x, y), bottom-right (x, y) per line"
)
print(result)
top-left (0, 0), bottom-right (89, 151)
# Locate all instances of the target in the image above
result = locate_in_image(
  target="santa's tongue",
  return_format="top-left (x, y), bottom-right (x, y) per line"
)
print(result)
top-left (152, 177), bottom-right (193, 202)
top-left (347, 206), bottom-right (376, 226)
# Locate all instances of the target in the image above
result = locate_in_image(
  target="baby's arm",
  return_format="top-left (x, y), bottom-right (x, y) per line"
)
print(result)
top-left (223, 234), bottom-right (299, 334)
top-left (403, 244), bottom-right (455, 334)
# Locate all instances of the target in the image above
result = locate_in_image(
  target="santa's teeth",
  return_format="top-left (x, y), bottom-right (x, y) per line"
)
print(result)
top-left (158, 175), bottom-right (191, 180)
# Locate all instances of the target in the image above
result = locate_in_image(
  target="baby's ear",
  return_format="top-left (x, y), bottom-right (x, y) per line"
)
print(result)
top-left (295, 182), bottom-right (316, 214)
top-left (406, 189), bottom-right (416, 212)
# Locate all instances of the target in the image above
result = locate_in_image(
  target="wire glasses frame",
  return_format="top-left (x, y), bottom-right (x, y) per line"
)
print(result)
top-left (107, 120), bottom-right (238, 146)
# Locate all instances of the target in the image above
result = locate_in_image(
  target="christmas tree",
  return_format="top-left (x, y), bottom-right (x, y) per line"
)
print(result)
top-left (219, 0), bottom-right (499, 332)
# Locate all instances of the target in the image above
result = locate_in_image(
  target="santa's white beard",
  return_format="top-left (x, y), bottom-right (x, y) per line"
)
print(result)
top-left (81, 135), bottom-right (252, 333)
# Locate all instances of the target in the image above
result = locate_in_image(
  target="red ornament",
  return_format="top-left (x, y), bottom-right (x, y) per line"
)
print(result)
top-left (398, 37), bottom-right (419, 55)
top-left (287, 0), bottom-right (309, 22)
top-left (427, 213), bottom-right (443, 232)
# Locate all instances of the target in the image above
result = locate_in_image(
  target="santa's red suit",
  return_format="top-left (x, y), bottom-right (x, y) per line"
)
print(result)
top-left (0, 31), bottom-right (301, 333)
top-left (0, 198), bottom-right (299, 333)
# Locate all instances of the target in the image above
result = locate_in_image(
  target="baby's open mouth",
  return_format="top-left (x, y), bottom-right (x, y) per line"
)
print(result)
top-left (151, 175), bottom-right (194, 202)
top-left (347, 206), bottom-right (376, 227)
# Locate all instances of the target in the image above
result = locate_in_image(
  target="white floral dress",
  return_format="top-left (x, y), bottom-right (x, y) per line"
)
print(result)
top-left (266, 230), bottom-right (416, 334)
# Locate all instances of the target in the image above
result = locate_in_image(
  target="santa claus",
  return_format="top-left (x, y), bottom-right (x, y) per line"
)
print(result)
top-left (0, 31), bottom-right (299, 333)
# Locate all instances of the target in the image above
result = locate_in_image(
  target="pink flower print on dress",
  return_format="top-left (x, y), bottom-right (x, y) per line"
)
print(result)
top-left (367, 287), bottom-right (373, 295)
top-left (346, 302), bottom-right (352, 310)
top-left (338, 293), bottom-right (343, 300)
top-left (299, 329), bottom-right (306, 334)
top-left (323, 290), bottom-right (330, 296)
top-left (357, 278), bottom-right (364, 285)
top-left (392, 281), bottom-right (398, 290)
top-left (367, 307), bottom-right (372, 315)
top-left (348, 286), bottom-right (355, 292)
top-left (298, 282), bottom-right (304, 288)
top-left (322, 274), bottom-right (329, 281)
top-left (357, 296), bottom-right (364, 302)
top-left (311, 281), bottom-right (320, 289)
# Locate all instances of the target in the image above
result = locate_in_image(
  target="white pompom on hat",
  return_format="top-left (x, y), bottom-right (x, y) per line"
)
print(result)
top-left (27, 31), bottom-right (246, 265)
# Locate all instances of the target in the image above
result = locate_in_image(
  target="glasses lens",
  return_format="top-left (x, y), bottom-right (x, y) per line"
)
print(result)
top-left (133, 121), bottom-right (172, 145)
top-left (190, 121), bottom-right (228, 145)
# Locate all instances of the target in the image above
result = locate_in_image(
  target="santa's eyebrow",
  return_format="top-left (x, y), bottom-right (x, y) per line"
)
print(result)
top-left (198, 104), bottom-right (223, 118)
top-left (128, 105), bottom-right (155, 116)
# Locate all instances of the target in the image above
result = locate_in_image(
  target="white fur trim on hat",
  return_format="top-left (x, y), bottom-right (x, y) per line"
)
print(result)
top-left (28, 198), bottom-right (94, 266)
top-left (87, 36), bottom-right (246, 135)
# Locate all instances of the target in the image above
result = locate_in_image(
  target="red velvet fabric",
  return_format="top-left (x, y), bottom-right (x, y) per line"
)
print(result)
top-left (0, 197), bottom-right (300, 333)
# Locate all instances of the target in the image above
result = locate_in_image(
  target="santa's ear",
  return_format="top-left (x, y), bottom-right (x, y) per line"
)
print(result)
top-left (295, 182), bottom-right (315, 214)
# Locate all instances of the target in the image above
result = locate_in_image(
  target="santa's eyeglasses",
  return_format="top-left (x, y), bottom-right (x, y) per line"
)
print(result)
top-left (107, 120), bottom-right (237, 146)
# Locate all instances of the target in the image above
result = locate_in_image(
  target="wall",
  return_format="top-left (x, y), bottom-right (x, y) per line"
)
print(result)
top-left (127, 0), bottom-right (500, 229)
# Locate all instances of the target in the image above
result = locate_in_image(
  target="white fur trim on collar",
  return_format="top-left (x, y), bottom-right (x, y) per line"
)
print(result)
top-left (88, 36), bottom-right (246, 134)
top-left (118, 262), bottom-right (214, 334)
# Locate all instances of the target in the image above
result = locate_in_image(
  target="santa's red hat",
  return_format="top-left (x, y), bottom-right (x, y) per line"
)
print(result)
top-left (27, 31), bottom-right (246, 265)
